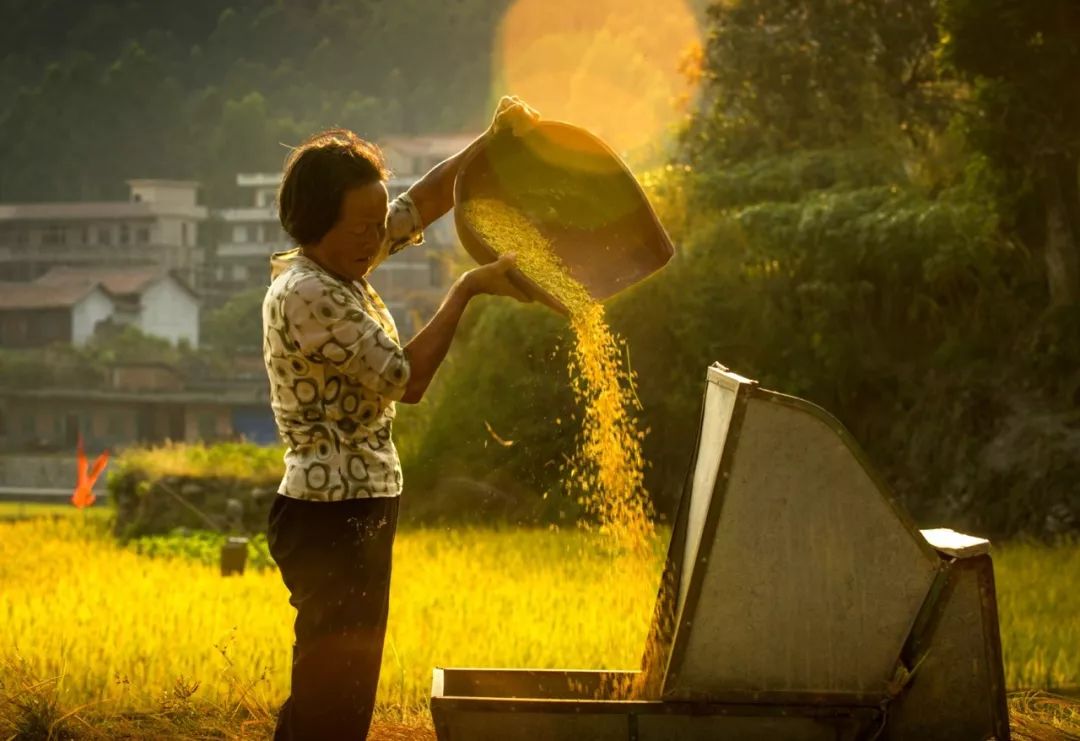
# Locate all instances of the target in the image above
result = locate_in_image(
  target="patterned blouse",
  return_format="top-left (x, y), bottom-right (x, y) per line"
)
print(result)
top-left (262, 194), bottom-right (425, 501)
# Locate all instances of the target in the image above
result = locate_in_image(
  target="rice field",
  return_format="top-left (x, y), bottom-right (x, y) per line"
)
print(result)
top-left (0, 510), bottom-right (664, 725)
top-left (0, 507), bottom-right (1077, 737)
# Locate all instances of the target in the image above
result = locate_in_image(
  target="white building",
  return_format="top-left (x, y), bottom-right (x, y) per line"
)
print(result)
top-left (33, 266), bottom-right (200, 347)
top-left (207, 173), bottom-right (292, 304)
top-left (0, 281), bottom-right (114, 347)
top-left (0, 179), bottom-right (208, 286)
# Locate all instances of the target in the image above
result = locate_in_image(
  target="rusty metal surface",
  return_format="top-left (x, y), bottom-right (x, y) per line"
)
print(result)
top-left (453, 122), bottom-right (675, 314)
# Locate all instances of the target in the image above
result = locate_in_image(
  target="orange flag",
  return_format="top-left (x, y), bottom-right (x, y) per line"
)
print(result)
top-left (72, 433), bottom-right (110, 509)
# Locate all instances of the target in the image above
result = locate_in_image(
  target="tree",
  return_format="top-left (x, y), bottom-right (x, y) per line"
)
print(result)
top-left (940, 0), bottom-right (1080, 305)
top-left (203, 287), bottom-right (265, 353)
top-left (683, 0), bottom-right (947, 167)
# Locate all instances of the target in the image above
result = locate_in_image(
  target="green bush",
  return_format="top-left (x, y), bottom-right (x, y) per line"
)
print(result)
top-left (128, 530), bottom-right (275, 570)
top-left (107, 442), bottom-right (283, 538)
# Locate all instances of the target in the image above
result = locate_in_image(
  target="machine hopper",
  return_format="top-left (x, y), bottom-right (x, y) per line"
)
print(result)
top-left (431, 364), bottom-right (1009, 740)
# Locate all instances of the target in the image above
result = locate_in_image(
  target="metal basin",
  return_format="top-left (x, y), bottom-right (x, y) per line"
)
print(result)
top-left (453, 121), bottom-right (675, 315)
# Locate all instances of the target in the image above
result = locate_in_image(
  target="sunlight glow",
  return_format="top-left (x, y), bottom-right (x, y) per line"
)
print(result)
top-left (494, 0), bottom-right (702, 161)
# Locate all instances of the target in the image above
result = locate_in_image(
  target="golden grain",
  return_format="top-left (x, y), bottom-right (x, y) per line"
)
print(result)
top-left (462, 198), bottom-right (653, 551)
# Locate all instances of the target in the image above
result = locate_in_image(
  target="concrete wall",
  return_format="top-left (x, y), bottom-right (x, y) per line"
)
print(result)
top-left (156, 216), bottom-right (200, 251)
top-left (0, 453), bottom-right (103, 492)
top-left (109, 364), bottom-right (184, 392)
top-left (138, 277), bottom-right (199, 347)
top-left (72, 286), bottom-right (114, 345)
top-left (0, 395), bottom-right (242, 453)
top-left (3, 398), bottom-right (134, 451)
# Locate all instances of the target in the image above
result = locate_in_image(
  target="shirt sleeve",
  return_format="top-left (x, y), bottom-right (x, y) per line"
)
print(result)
top-left (281, 271), bottom-right (411, 400)
top-left (386, 193), bottom-right (425, 256)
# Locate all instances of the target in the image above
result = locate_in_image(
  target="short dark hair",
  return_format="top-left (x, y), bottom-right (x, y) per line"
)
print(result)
top-left (277, 128), bottom-right (390, 246)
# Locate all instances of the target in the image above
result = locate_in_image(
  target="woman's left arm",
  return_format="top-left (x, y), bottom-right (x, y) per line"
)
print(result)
top-left (403, 136), bottom-right (486, 227)
top-left (405, 96), bottom-right (539, 227)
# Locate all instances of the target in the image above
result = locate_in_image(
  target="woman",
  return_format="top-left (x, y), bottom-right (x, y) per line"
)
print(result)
top-left (262, 96), bottom-right (538, 739)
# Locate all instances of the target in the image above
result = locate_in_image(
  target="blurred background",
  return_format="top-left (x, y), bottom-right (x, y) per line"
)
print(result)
top-left (0, 0), bottom-right (1076, 544)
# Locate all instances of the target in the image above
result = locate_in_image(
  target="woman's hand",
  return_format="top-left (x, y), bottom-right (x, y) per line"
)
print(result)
top-left (489, 95), bottom-right (540, 137)
top-left (462, 253), bottom-right (533, 303)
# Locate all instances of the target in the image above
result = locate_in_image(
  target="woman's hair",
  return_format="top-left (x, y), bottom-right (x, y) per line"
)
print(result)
top-left (277, 128), bottom-right (390, 246)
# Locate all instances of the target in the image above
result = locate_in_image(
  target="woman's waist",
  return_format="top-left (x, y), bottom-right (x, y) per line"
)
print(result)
top-left (280, 424), bottom-right (397, 456)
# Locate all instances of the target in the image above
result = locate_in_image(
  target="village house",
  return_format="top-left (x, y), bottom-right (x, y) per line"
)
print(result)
top-left (34, 265), bottom-right (200, 347)
top-left (202, 173), bottom-right (292, 308)
top-left (0, 280), bottom-right (114, 347)
top-left (0, 179), bottom-right (208, 286)
top-left (0, 266), bottom-right (199, 348)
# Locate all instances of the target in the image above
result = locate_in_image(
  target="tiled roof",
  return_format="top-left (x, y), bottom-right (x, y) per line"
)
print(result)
top-left (34, 266), bottom-right (163, 296)
top-left (0, 280), bottom-right (106, 309)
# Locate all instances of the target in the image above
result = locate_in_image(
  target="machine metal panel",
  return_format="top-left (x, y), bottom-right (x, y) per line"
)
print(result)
top-left (637, 713), bottom-right (859, 741)
top-left (434, 708), bottom-right (627, 741)
top-left (666, 388), bottom-right (941, 696)
top-left (431, 669), bottom-right (879, 741)
top-left (678, 368), bottom-right (742, 613)
top-left (884, 555), bottom-right (1011, 740)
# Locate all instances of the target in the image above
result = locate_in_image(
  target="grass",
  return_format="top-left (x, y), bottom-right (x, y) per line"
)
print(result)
top-left (107, 441), bottom-right (285, 482)
top-left (0, 502), bottom-right (88, 519)
top-left (0, 510), bottom-right (663, 737)
top-left (0, 508), bottom-right (1077, 738)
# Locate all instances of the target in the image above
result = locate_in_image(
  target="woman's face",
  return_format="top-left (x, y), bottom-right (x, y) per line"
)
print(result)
top-left (307, 180), bottom-right (389, 282)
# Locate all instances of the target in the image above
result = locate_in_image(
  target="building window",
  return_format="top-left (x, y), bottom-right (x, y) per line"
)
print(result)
top-left (15, 228), bottom-right (28, 245)
top-left (246, 224), bottom-right (258, 243)
top-left (119, 224), bottom-right (130, 245)
top-left (81, 226), bottom-right (90, 245)
top-left (181, 222), bottom-right (189, 246)
top-left (22, 414), bottom-right (35, 439)
top-left (232, 225), bottom-right (247, 243)
top-left (41, 225), bottom-right (66, 246)
top-left (135, 226), bottom-right (150, 244)
top-left (230, 264), bottom-right (249, 282)
top-left (97, 226), bottom-right (112, 245)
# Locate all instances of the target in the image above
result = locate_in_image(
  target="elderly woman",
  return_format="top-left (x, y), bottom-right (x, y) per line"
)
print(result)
top-left (262, 97), bottom-right (537, 740)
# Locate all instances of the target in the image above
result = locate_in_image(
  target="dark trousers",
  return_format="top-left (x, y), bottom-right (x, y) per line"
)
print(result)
top-left (267, 494), bottom-right (399, 741)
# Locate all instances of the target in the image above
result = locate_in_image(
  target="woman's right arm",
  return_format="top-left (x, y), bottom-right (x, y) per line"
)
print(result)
top-left (400, 253), bottom-right (529, 404)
